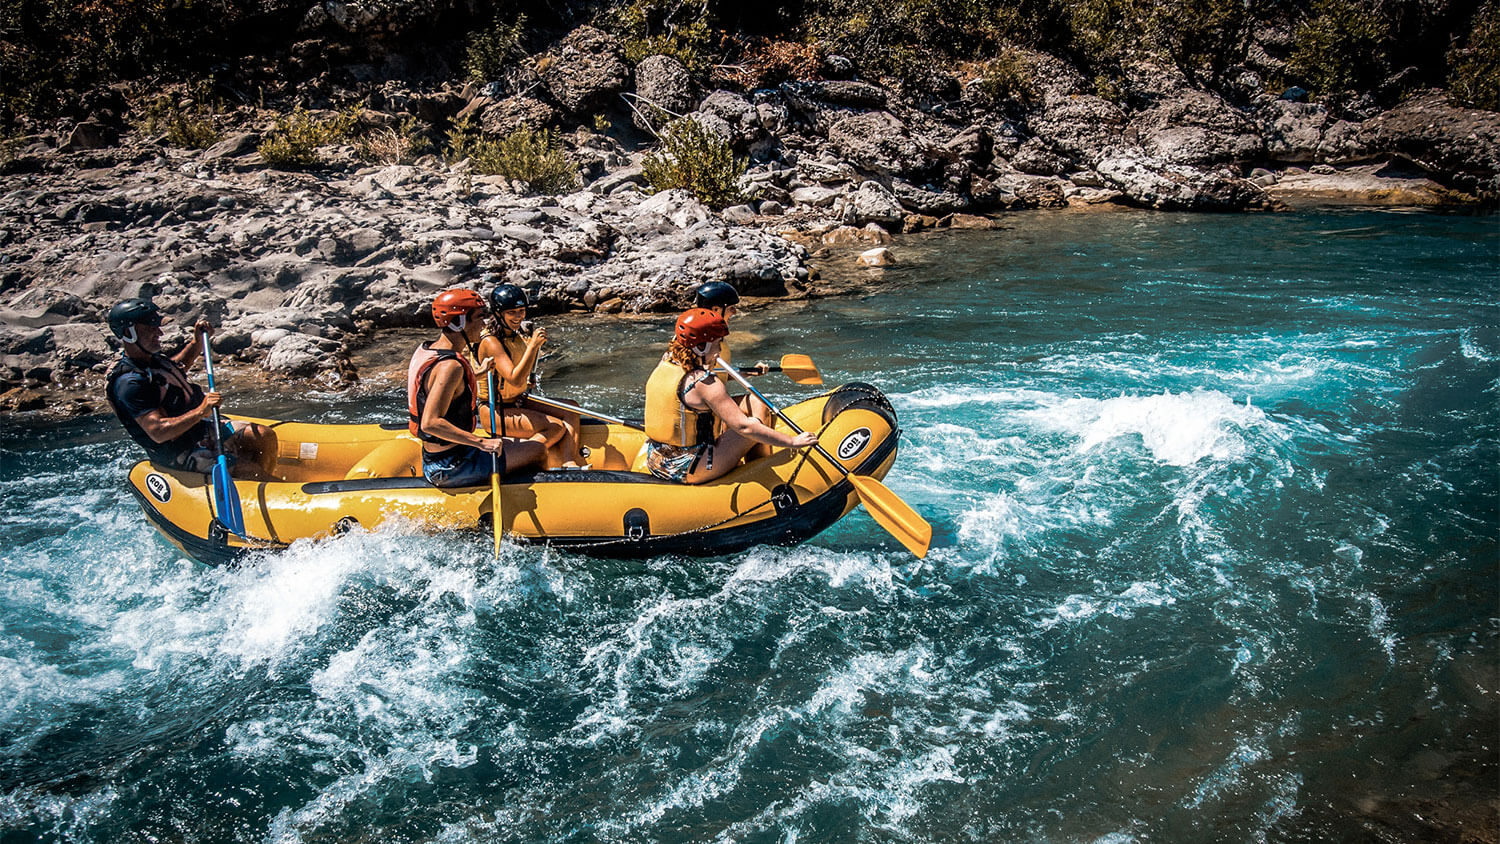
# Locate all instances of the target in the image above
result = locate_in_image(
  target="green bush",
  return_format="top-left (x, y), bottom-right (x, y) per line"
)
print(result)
top-left (642, 117), bottom-right (745, 209)
top-left (616, 0), bottom-right (715, 72)
top-left (1064, 0), bottom-right (1135, 98)
top-left (447, 117), bottom-right (578, 194)
top-left (1449, 1), bottom-right (1500, 110)
top-left (131, 95), bottom-right (222, 149)
top-left (1147, 0), bottom-right (1251, 86)
top-left (0, 0), bottom-right (245, 127)
top-left (806, 0), bottom-right (997, 91)
top-left (258, 106), bottom-right (360, 167)
top-left (464, 14), bottom-right (527, 84)
top-left (1289, 0), bottom-right (1392, 96)
top-left (974, 48), bottom-right (1038, 107)
top-left (992, 0), bottom-right (1071, 51)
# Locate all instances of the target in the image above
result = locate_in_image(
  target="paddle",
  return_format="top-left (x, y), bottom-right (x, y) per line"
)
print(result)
top-left (200, 341), bottom-right (247, 540)
top-left (719, 354), bottom-right (823, 386)
top-left (766, 354), bottom-right (823, 386)
top-left (487, 372), bottom-right (503, 558)
top-left (718, 357), bottom-right (931, 558)
top-left (525, 393), bottom-right (638, 428)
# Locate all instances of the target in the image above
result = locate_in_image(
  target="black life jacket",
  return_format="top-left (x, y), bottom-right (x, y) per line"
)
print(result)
top-left (407, 344), bottom-right (478, 451)
top-left (106, 353), bottom-right (207, 462)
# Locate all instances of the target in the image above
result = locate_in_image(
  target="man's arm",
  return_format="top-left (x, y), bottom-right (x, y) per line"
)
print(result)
top-left (135, 394), bottom-right (219, 444)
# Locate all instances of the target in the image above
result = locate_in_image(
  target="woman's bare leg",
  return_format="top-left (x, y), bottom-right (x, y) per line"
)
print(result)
top-left (682, 428), bottom-right (759, 484)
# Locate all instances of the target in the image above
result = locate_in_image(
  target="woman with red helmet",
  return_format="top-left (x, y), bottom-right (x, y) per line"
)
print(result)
top-left (407, 289), bottom-right (546, 487)
top-left (641, 308), bottom-right (817, 484)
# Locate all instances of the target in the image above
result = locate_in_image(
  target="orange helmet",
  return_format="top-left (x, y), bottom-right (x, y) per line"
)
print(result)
top-left (432, 289), bottom-right (486, 329)
top-left (675, 308), bottom-right (728, 347)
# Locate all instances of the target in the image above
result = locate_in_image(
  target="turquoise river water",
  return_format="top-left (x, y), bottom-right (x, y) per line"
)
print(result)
top-left (0, 208), bottom-right (1496, 843)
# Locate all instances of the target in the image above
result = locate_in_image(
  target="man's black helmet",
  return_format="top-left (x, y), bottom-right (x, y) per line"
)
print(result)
top-left (107, 298), bottom-right (162, 340)
top-left (489, 284), bottom-right (529, 313)
top-left (694, 281), bottom-right (740, 310)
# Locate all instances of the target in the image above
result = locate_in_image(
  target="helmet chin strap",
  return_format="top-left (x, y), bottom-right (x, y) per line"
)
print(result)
top-left (121, 325), bottom-right (138, 345)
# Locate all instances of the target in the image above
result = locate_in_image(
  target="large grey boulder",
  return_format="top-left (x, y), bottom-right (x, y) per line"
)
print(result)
top-left (1096, 149), bottom-right (1272, 210)
top-left (633, 55), bottom-right (698, 129)
top-left (543, 26), bottom-right (630, 115)
top-left (1360, 91), bottom-right (1500, 199)
top-left (827, 111), bottom-right (931, 178)
top-left (1027, 94), bottom-right (1129, 165)
top-left (1259, 100), bottom-right (1370, 163)
top-left (262, 332), bottom-right (339, 377)
top-left (1131, 91), bottom-right (1265, 166)
top-left (480, 96), bottom-right (558, 135)
top-left (698, 91), bottom-right (761, 144)
top-left (840, 181), bottom-right (905, 227)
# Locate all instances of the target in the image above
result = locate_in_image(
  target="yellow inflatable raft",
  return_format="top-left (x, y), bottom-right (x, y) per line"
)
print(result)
top-left (127, 384), bottom-right (902, 564)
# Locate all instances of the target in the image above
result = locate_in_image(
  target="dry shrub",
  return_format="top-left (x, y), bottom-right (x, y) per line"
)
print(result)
top-left (714, 38), bottom-right (824, 89)
top-left (357, 117), bottom-right (430, 165)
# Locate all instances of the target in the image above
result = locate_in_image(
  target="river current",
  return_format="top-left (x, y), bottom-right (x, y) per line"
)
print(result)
top-left (0, 208), bottom-right (1495, 842)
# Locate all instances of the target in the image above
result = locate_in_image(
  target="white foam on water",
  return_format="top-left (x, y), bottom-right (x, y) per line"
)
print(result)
top-left (1183, 733), bottom-right (1271, 810)
top-left (1037, 581), bottom-right (1177, 631)
top-left (726, 544), bottom-right (900, 593)
top-left (1047, 389), bottom-right (1275, 467)
top-left (1459, 328), bottom-right (1498, 362)
top-left (0, 784), bottom-right (120, 842)
top-left (1362, 592), bottom-right (1398, 663)
top-left (608, 645), bottom-right (942, 838)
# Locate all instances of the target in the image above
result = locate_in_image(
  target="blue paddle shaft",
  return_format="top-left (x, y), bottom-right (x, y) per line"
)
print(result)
top-left (201, 339), bottom-right (246, 538)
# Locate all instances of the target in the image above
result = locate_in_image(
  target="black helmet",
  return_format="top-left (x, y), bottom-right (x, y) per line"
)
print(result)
top-left (489, 284), bottom-right (529, 313)
top-left (694, 281), bottom-right (740, 309)
top-left (107, 298), bottom-right (163, 341)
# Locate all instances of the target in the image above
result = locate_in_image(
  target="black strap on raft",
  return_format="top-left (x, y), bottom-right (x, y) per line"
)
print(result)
top-left (624, 508), bottom-right (650, 541)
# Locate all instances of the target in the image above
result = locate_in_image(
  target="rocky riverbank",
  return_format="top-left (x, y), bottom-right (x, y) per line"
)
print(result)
top-left (2, 24), bottom-right (1496, 418)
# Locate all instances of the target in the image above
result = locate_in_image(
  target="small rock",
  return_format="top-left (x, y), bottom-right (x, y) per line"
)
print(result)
top-left (722, 204), bottom-right (756, 225)
top-left (790, 186), bottom-right (841, 208)
top-left (858, 247), bottom-right (895, 267)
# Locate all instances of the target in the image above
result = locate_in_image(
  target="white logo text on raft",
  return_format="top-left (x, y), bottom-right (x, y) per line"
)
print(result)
top-left (145, 473), bottom-right (172, 503)
top-left (837, 428), bottom-right (871, 461)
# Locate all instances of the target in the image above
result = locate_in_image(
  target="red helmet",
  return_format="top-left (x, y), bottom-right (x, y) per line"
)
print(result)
top-left (432, 289), bottom-right (485, 329)
top-left (675, 308), bottom-right (728, 347)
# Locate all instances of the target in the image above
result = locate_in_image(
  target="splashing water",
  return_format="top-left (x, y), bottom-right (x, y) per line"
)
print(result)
top-left (1, 209), bottom-right (1495, 842)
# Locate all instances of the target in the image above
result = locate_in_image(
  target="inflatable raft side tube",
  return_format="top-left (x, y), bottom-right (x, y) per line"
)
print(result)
top-left (128, 482), bottom-right (279, 566)
top-left (529, 427), bottom-right (900, 558)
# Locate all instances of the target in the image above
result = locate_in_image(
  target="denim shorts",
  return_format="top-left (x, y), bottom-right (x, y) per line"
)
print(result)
top-left (422, 445), bottom-right (500, 488)
top-left (644, 441), bottom-right (709, 483)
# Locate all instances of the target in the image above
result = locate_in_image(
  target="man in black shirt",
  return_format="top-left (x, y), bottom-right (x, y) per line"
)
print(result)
top-left (104, 298), bottom-right (276, 480)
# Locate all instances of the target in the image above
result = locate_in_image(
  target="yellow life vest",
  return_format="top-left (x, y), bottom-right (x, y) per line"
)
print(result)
top-left (715, 339), bottom-right (733, 384)
top-left (475, 330), bottom-right (533, 403)
top-left (645, 357), bottom-right (715, 447)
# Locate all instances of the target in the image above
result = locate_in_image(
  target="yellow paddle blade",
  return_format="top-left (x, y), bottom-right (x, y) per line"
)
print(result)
top-left (778, 354), bottom-right (823, 385)
top-left (848, 474), bottom-right (932, 558)
top-left (490, 473), bottom-right (503, 558)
